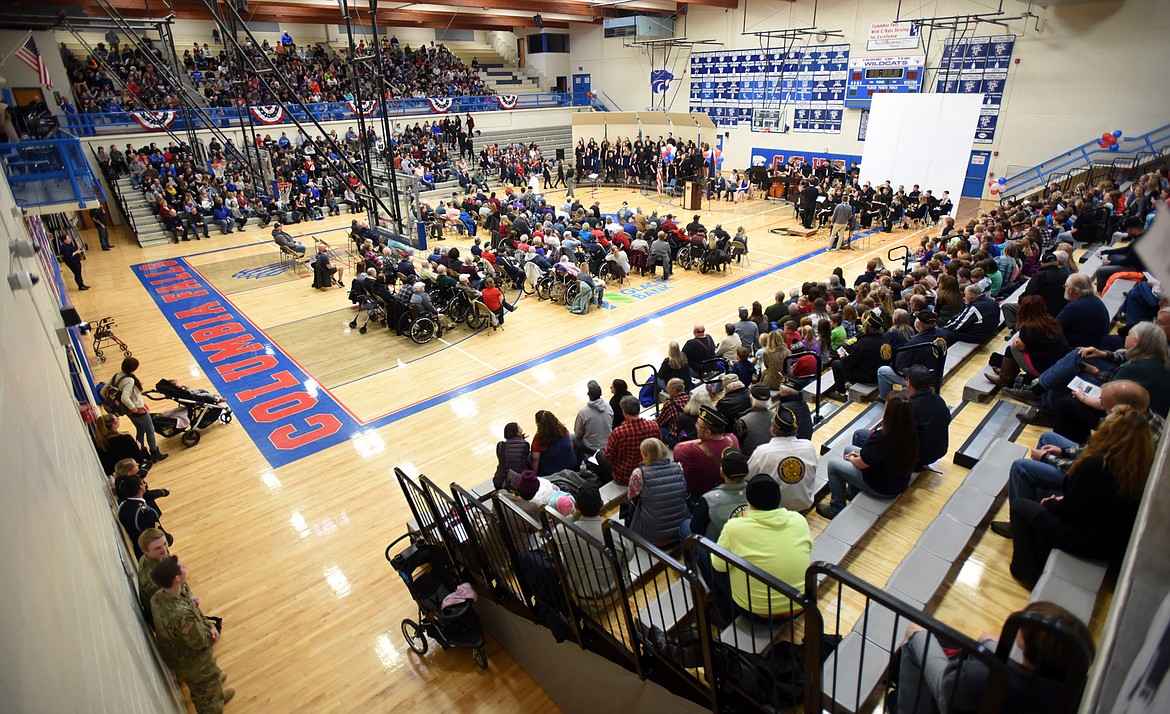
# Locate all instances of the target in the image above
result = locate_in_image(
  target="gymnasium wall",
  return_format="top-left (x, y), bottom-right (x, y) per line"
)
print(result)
top-left (567, 0), bottom-right (1170, 181)
top-left (0, 181), bottom-right (180, 709)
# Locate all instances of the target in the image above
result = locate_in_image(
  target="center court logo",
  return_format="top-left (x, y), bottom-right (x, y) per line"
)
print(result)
top-left (233, 263), bottom-right (288, 280)
top-left (601, 279), bottom-right (673, 309)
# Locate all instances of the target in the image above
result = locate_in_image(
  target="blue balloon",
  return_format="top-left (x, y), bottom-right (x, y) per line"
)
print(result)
top-left (1108, 143), bottom-right (1120, 151)
top-left (997, 177), bottom-right (1007, 185)
top-left (1112, 130), bottom-right (1123, 139)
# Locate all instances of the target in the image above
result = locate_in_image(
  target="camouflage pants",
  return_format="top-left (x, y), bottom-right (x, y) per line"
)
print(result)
top-left (182, 666), bottom-right (225, 714)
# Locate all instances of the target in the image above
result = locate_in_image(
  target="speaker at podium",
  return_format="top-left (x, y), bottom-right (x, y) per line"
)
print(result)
top-left (682, 181), bottom-right (702, 210)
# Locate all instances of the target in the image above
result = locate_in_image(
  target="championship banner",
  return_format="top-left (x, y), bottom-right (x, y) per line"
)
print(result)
top-left (494, 94), bottom-right (519, 110)
top-left (346, 100), bottom-right (378, 117)
top-left (427, 97), bottom-right (453, 114)
top-left (249, 104), bottom-right (286, 125)
top-left (130, 111), bottom-right (177, 132)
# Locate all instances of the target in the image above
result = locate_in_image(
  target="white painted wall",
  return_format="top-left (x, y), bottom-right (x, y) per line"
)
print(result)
top-left (567, 0), bottom-right (1170, 179)
top-left (0, 178), bottom-right (181, 712)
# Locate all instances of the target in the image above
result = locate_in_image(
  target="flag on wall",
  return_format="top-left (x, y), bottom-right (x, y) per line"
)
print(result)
top-left (650, 69), bottom-right (674, 94)
top-left (494, 94), bottom-right (519, 110)
top-left (346, 100), bottom-right (378, 117)
top-left (15, 36), bottom-right (54, 91)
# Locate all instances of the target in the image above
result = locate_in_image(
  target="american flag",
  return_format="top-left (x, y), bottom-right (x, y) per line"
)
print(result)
top-left (656, 163), bottom-right (663, 197)
top-left (15, 36), bottom-right (53, 91)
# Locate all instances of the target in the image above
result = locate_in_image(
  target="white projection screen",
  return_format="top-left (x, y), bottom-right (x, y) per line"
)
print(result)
top-left (859, 93), bottom-right (984, 203)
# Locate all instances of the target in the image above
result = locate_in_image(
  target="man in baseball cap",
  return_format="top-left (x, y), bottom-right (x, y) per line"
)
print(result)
top-left (673, 406), bottom-right (740, 498)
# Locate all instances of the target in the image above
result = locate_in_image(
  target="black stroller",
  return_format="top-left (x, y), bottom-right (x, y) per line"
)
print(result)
top-left (144, 379), bottom-right (233, 447)
top-left (385, 533), bottom-right (488, 669)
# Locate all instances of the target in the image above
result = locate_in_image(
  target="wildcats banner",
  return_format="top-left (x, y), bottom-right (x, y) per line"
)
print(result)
top-left (346, 100), bottom-right (378, 117)
top-left (131, 258), bottom-right (356, 468)
top-left (249, 104), bottom-right (286, 124)
top-left (494, 94), bottom-right (519, 110)
top-left (427, 97), bottom-right (453, 114)
top-left (130, 110), bottom-right (177, 131)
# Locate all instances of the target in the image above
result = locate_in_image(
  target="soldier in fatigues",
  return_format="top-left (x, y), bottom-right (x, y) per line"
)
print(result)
top-left (136, 528), bottom-right (197, 623)
top-left (151, 556), bottom-right (234, 712)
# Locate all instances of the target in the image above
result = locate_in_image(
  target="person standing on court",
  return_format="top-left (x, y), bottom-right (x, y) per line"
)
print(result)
top-left (136, 527), bottom-right (200, 621)
top-left (59, 232), bottom-right (90, 290)
top-left (799, 181), bottom-right (819, 229)
top-left (114, 357), bottom-right (168, 461)
top-left (90, 206), bottom-right (111, 250)
top-left (826, 197), bottom-right (854, 251)
top-left (151, 556), bottom-right (234, 712)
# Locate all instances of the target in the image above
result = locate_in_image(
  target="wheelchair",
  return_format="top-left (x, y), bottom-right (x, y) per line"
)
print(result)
top-left (397, 305), bottom-right (446, 345)
top-left (675, 234), bottom-right (710, 271)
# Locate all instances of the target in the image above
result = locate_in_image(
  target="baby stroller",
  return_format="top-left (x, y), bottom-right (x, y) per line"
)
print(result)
top-left (143, 379), bottom-right (233, 447)
top-left (386, 533), bottom-right (488, 669)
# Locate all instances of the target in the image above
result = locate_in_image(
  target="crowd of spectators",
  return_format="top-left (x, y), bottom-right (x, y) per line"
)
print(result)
top-left (61, 36), bottom-right (183, 114)
top-left (63, 30), bottom-right (489, 114)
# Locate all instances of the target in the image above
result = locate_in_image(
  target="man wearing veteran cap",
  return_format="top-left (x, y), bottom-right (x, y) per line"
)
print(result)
top-left (682, 448), bottom-right (751, 542)
top-left (711, 475), bottom-right (812, 618)
top-left (826, 310), bottom-right (891, 398)
top-left (875, 308), bottom-right (947, 401)
top-left (673, 405), bottom-right (741, 498)
top-left (747, 404), bottom-right (819, 511)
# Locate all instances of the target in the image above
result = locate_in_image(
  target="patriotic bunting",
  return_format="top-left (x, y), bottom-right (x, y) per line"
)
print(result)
top-left (249, 105), bottom-right (286, 124)
top-left (346, 100), bottom-right (378, 117)
top-left (130, 111), bottom-right (177, 132)
top-left (427, 97), bottom-right (453, 114)
top-left (494, 94), bottom-right (519, 110)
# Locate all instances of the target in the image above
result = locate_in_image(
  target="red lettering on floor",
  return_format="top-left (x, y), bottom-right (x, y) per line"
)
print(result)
top-left (216, 355), bottom-right (279, 382)
top-left (182, 314), bottom-right (233, 330)
top-left (157, 279), bottom-right (202, 293)
top-left (191, 322), bottom-right (245, 343)
top-left (176, 302), bottom-right (226, 320)
top-left (236, 370), bottom-right (299, 402)
top-left (161, 290), bottom-right (210, 302)
top-left (200, 334), bottom-right (261, 363)
top-left (150, 272), bottom-right (192, 285)
top-left (270, 415), bottom-right (343, 450)
top-left (141, 260), bottom-right (179, 272)
top-left (249, 392), bottom-right (315, 423)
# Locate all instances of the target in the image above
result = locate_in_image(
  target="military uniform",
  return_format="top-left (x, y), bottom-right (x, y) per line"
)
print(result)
top-left (137, 554), bottom-right (191, 621)
top-left (151, 589), bottom-right (225, 714)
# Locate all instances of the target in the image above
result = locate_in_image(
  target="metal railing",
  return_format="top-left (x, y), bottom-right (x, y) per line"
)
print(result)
top-left (2, 139), bottom-right (105, 209)
top-left (57, 93), bottom-right (589, 137)
top-left (388, 465), bottom-right (1097, 714)
top-left (1001, 123), bottom-right (1170, 201)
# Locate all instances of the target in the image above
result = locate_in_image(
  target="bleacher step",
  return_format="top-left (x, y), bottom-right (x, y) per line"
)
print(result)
top-left (953, 400), bottom-right (1025, 469)
top-left (635, 578), bottom-right (694, 634)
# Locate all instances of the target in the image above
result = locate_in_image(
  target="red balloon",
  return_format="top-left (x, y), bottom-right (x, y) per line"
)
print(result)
top-left (989, 187), bottom-right (1000, 195)
top-left (1102, 132), bottom-right (1113, 141)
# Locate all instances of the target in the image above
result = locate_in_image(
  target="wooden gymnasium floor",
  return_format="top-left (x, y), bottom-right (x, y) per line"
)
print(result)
top-left (70, 187), bottom-right (1110, 712)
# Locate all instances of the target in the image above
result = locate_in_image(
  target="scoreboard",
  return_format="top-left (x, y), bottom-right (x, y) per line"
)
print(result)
top-left (845, 55), bottom-right (926, 108)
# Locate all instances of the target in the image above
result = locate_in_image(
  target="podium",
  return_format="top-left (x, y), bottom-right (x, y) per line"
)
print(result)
top-left (682, 181), bottom-right (702, 210)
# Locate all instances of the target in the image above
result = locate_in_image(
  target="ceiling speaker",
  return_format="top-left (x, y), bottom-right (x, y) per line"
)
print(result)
top-left (534, 14), bottom-right (544, 28)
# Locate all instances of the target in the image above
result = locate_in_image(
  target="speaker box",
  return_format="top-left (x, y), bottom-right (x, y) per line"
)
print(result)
top-left (534, 14), bottom-right (544, 28)
top-left (556, 148), bottom-right (565, 161)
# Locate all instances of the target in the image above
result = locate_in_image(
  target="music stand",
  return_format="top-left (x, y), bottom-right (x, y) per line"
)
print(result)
top-left (588, 173), bottom-right (600, 196)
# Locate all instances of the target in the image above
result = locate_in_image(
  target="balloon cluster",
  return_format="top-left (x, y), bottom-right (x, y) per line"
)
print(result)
top-left (660, 145), bottom-right (676, 163)
top-left (586, 91), bottom-right (595, 100)
top-left (987, 176), bottom-right (1007, 196)
top-left (1097, 130), bottom-right (1122, 152)
top-left (703, 148), bottom-right (724, 169)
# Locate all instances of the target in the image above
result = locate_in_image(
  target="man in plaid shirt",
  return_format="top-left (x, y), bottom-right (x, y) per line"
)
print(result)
top-left (657, 378), bottom-right (690, 446)
top-left (602, 395), bottom-right (660, 485)
top-left (989, 381), bottom-right (1161, 539)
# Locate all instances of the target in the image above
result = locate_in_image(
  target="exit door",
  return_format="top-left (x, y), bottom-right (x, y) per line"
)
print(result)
top-left (573, 73), bottom-right (591, 105)
top-left (962, 150), bottom-right (991, 199)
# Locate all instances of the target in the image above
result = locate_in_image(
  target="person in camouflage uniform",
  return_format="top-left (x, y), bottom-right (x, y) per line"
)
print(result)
top-left (150, 556), bottom-right (234, 712)
top-left (136, 528), bottom-right (198, 622)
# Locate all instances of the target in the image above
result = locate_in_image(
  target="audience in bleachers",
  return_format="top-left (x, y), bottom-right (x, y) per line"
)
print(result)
top-left (66, 34), bottom-right (489, 114)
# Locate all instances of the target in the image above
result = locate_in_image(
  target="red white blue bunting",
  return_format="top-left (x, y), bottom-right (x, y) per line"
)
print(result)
top-left (249, 105), bottom-right (286, 125)
top-left (495, 94), bottom-right (519, 110)
top-left (130, 111), bottom-right (177, 132)
top-left (346, 100), bottom-right (378, 117)
top-left (427, 97), bottom-right (453, 114)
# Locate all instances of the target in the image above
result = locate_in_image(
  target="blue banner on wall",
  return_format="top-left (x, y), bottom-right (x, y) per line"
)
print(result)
top-left (750, 147), bottom-right (862, 171)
